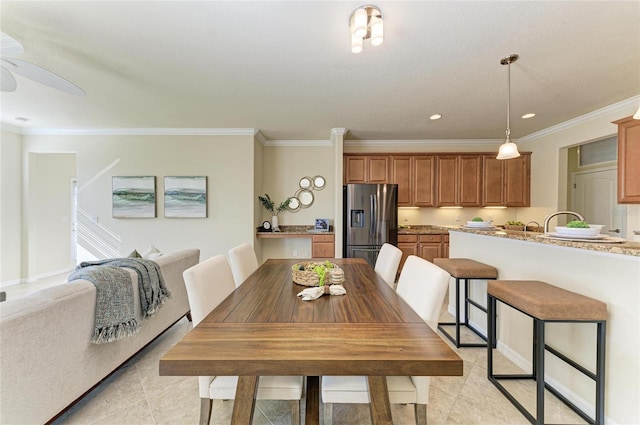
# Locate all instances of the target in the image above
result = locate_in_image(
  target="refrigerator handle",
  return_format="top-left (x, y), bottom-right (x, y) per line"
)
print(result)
top-left (369, 194), bottom-right (377, 236)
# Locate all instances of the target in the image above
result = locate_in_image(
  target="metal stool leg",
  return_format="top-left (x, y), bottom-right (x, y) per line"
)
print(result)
top-left (487, 294), bottom-right (496, 379)
top-left (596, 322), bottom-right (606, 425)
top-left (455, 277), bottom-right (461, 347)
top-left (534, 318), bottom-right (545, 425)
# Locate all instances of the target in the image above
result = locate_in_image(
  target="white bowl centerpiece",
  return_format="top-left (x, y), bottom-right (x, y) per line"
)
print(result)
top-left (466, 216), bottom-right (493, 227)
top-left (554, 220), bottom-right (604, 237)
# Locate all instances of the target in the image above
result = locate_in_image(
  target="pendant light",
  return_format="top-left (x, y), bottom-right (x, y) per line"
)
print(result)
top-left (497, 54), bottom-right (521, 160)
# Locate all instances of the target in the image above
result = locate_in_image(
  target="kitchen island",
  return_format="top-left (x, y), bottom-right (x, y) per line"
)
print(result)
top-left (448, 227), bottom-right (640, 424)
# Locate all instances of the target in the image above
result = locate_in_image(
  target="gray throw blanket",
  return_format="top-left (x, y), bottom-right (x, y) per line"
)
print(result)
top-left (68, 258), bottom-right (171, 344)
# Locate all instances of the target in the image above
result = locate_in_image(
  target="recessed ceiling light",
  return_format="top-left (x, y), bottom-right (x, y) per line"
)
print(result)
top-left (15, 116), bottom-right (30, 122)
top-left (521, 113), bottom-right (536, 119)
top-left (429, 114), bottom-right (442, 120)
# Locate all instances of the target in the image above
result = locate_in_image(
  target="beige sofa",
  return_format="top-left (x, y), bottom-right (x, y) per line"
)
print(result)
top-left (0, 249), bottom-right (200, 424)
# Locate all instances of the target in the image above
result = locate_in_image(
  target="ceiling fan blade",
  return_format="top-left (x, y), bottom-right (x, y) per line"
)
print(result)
top-left (1, 32), bottom-right (25, 57)
top-left (1, 57), bottom-right (85, 96)
top-left (1, 66), bottom-right (17, 92)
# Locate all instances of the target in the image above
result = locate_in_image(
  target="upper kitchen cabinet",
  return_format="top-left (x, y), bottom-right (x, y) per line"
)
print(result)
top-left (482, 153), bottom-right (531, 207)
top-left (390, 155), bottom-right (435, 207)
top-left (436, 155), bottom-right (481, 207)
top-left (344, 155), bottom-right (390, 184)
top-left (414, 156), bottom-right (436, 206)
top-left (614, 116), bottom-right (640, 203)
top-left (391, 156), bottom-right (412, 205)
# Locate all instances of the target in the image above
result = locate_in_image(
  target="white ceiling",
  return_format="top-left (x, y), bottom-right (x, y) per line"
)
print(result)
top-left (1, 1), bottom-right (639, 141)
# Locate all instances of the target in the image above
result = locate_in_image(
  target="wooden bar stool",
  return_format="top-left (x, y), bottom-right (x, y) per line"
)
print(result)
top-left (434, 258), bottom-right (498, 348)
top-left (487, 280), bottom-right (607, 425)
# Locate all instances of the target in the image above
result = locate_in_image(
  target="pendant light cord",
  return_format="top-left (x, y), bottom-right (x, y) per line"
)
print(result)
top-left (506, 60), bottom-right (511, 141)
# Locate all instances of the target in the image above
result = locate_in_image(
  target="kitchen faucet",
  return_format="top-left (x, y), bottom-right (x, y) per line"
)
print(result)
top-left (543, 211), bottom-right (585, 234)
top-left (523, 220), bottom-right (541, 237)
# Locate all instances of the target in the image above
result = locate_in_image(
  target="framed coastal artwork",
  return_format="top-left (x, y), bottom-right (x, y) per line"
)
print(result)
top-left (112, 176), bottom-right (156, 218)
top-left (164, 176), bottom-right (207, 218)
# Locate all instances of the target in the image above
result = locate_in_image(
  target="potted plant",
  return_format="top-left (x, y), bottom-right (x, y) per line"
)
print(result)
top-left (258, 194), bottom-right (291, 232)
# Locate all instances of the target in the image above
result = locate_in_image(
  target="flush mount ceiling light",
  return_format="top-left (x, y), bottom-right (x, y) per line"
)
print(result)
top-left (429, 114), bottom-right (442, 120)
top-left (349, 5), bottom-right (383, 54)
top-left (522, 113), bottom-right (536, 119)
top-left (497, 54), bottom-right (521, 160)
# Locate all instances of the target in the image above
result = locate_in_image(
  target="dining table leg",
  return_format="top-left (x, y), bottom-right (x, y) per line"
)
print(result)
top-left (305, 376), bottom-right (320, 425)
top-left (367, 376), bottom-right (393, 425)
top-left (231, 376), bottom-right (259, 425)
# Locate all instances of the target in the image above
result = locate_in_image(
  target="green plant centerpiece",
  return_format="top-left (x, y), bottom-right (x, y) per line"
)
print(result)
top-left (566, 220), bottom-right (590, 228)
top-left (292, 261), bottom-right (336, 287)
top-left (471, 216), bottom-right (485, 222)
top-left (258, 193), bottom-right (291, 231)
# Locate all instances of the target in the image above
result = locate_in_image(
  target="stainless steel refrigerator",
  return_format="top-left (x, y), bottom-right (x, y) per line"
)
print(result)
top-left (343, 183), bottom-right (398, 267)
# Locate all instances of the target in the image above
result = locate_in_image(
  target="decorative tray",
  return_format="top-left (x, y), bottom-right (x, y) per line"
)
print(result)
top-left (291, 261), bottom-right (344, 286)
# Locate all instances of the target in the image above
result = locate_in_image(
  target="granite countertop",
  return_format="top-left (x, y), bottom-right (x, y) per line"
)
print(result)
top-left (450, 226), bottom-right (640, 258)
top-left (398, 225), bottom-right (450, 235)
top-left (256, 225), bottom-right (334, 236)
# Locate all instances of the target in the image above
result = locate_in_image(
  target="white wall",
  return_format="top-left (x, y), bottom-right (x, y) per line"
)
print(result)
top-left (0, 131), bottom-right (23, 282)
top-left (13, 134), bottom-right (256, 281)
top-left (260, 144), bottom-right (335, 260)
top-left (519, 104), bottom-right (640, 240)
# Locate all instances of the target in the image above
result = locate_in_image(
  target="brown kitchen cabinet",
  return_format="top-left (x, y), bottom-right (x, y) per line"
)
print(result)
top-left (397, 234), bottom-right (418, 271)
top-left (414, 156), bottom-right (436, 206)
top-left (312, 234), bottom-right (335, 258)
top-left (482, 153), bottom-right (530, 207)
top-left (418, 234), bottom-right (443, 263)
top-left (436, 155), bottom-right (481, 207)
top-left (391, 156), bottom-right (412, 206)
top-left (614, 116), bottom-right (640, 203)
top-left (391, 155), bottom-right (435, 207)
top-left (397, 232), bottom-right (448, 273)
top-left (344, 155), bottom-right (390, 184)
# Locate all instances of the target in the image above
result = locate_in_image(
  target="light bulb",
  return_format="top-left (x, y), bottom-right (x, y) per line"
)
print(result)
top-left (353, 8), bottom-right (368, 38)
top-left (370, 16), bottom-right (383, 46)
top-left (351, 35), bottom-right (363, 54)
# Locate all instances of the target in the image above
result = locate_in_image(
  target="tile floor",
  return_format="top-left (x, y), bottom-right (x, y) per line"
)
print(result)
top-left (3, 278), bottom-right (588, 425)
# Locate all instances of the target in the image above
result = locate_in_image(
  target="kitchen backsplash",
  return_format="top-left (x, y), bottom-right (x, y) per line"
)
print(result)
top-left (398, 207), bottom-right (516, 226)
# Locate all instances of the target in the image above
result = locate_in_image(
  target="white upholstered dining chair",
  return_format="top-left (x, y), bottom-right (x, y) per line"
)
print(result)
top-left (227, 242), bottom-right (259, 287)
top-left (183, 255), bottom-right (303, 425)
top-left (321, 255), bottom-right (450, 425)
top-left (374, 243), bottom-right (403, 288)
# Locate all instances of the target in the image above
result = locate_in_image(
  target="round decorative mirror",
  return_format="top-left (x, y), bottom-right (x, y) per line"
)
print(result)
top-left (312, 175), bottom-right (326, 190)
top-left (287, 197), bottom-right (301, 212)
top-left (296, 189), bottom-right (314, 208)
top-left (299, 176), bottom-right (312, 190)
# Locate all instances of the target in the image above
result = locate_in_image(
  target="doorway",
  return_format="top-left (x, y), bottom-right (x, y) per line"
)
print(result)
top-left (571, 167), bottom-right (626, 236)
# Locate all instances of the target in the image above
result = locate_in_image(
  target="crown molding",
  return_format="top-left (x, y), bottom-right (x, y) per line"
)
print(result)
top-left (344, 139), bottom-right (502, 148)
top-left (331, 128), bottom-right (348, 137)
top-left (516, 95), bottom-right (640, 144)
top-left (9, 127), bottom-right (259, 136)
top-left (254, 129), bottom-right (267, 146)
top-left (263, 139), bottom-right (333, 147)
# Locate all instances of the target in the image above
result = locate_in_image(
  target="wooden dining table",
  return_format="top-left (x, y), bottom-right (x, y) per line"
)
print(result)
top-left (159, 258), bottom-right (462, 425)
